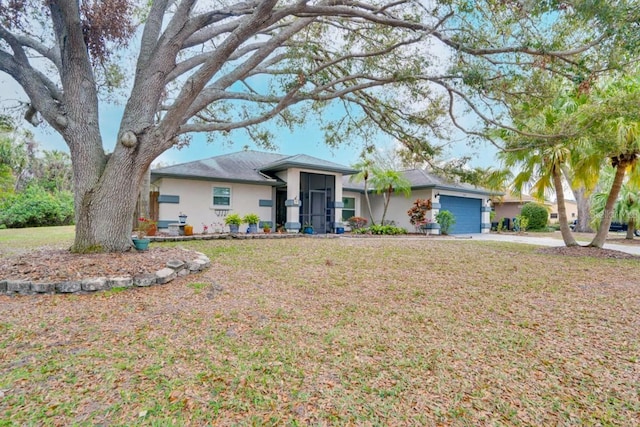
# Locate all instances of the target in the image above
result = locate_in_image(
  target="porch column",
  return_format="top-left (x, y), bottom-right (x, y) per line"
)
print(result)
top-left (285, 169), bottom-right (301, 232)
top-left (481, 199), bottom-right (491, 233)
top-left (427, 190), bottom-right (441, 235)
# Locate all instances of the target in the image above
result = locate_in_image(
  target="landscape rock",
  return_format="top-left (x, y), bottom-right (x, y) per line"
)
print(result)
top-left (155, 268), bottom-right (176, 284)
top-left (133, 274), bottom-right (156, 287)
top-left (7, 281), bottom-right (32, 295)
top-left (108, 277), bottom-right (133, 288)
top-left (31, 283), bottom-right (56, 293)
top-left (166, 259), bottom-right (185, 271)
top-left (81, 277), bottom-right (109, 292)
top-left (56, 281), bottom-right (82, 293)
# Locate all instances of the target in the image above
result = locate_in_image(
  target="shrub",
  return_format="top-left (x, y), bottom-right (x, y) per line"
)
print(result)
top-left (347, 216), bottom-right (368, 229)
top-left (0, 185), bottom-right (74, 228)
top-left (436, 210), bottom-right (456, 235)
top-left (352, 225), bottom-right (407, 235)
top-left (243, 213), bottom-right (260, 225)
top-left (407, 198), bottom-right (432, 226)
top-left (520, 202), bottom-right (548, 230)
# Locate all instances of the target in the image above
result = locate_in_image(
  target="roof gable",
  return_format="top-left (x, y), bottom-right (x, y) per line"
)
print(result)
top-left (343, 168), bottom-right (496, 196)
top-left (151, 150), bottom-right (355, 184)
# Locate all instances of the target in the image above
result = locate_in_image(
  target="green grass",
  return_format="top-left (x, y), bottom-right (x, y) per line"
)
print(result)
top-left (0, 225), bottom-right (74, 254)
top-left (1, 236), bottom-right (639, 425)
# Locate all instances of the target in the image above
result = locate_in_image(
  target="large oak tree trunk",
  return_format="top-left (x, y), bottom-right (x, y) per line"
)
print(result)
top-left (70, 132), bottom-right (155, 253)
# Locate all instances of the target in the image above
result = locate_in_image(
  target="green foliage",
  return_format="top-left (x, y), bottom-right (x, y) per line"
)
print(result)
top-left (346, 216), bottom-right (368, 229)
top-left (516, 214), bottom-right (529, 232)
top-left (407, 198), bottom-right (432, 226)
top-left (352, 225), bottom-right (407, 235)
top-left (0, 185), bottom-right (74, 228)
top-left (224, 213), bottom-right (243, 226)
top-left (520, 202), bottom-right (549, 230)
top-left (436, 210), bottom-right (456, 235)
top-left (242, 213), bottom-right (260, 225)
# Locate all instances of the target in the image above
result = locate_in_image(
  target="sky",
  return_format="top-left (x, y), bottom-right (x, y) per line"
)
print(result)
top-left (9, 90), bottom-right (498, 171)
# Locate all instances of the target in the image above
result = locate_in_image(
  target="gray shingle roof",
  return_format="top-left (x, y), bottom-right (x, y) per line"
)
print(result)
top-left (151, 150), bottom-right (355, 184)
top-left (343, 168), bottom-right (495, 196)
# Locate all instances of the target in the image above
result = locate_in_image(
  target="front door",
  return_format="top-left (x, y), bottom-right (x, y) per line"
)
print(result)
top-left (310, 190), bottom-right (326, 232)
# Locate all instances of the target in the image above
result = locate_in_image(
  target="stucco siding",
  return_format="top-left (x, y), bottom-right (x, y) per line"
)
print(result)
top-left (156, 178), bottom-right (274, 233)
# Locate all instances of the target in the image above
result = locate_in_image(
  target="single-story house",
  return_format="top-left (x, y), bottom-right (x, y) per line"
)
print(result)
top-left (343, 168), bottom-right (495, 234)
top-left (491, 192), bottom-right (570, 229)
top-left (150, 150), bottom-right (495, 234)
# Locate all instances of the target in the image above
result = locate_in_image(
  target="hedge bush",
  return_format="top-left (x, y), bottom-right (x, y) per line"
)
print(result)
top-left (436, 210), bottom-right (456, 235)
top-left (520, 202), bottom-right (548, 230)
top-left (0, 185), bottom-right (74, 228)
top-left (352, 225), bottom-right (407, 235)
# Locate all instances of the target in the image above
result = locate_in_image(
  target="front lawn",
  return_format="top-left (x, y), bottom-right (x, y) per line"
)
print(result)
top-left (1, 238), bottom-right (638, 425)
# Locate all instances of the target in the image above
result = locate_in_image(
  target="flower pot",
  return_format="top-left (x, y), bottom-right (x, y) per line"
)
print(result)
top-left (184, 224), bottom-right (193, 236)
top-left (146, 224), bottom-right (157, 237)
top-left (132, 238), bottom-right (150, 251)
top-left (303, 226), bottom-right (314, 234)
top-left (229, 224), bottom-right (239, 233)
top-left (248, 224), bottom-right (258, 234)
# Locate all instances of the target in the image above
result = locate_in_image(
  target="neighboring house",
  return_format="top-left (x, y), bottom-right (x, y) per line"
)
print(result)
top-left (151, 150), bottom-right (357, 234)
top-left (491, 193), bottom-right (554, 229)
top-left (549, 199), bottom-right (578, 223)
top-left (151, 151), bottom-right (495, 235)
top-left (343, 169), bottom-right (495, 234)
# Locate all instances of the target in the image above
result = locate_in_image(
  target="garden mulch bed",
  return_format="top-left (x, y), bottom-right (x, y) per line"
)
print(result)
top-left (0, 246), bottom-right (196, 282)
top-left (537, 245), bottom-right (640, 259)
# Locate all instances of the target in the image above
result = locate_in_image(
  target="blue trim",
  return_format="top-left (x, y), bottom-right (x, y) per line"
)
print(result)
top-left (157, 220), bottom-right (173, 228)
top-left (481, 222), bottom-right (491, 229)
top-left (481, 206), bottom-right (492, 212)
top-left (259, 199), bottom-right (273, 207)
top-left (285, 199), bottom-right (301, 207)
top-left (259, 221), bottom-right (273, 228)
top-left (329, 201), bottom-right (345, 208)
top-left (431, 202), bottom-right (441, 209)
top-left (425, 223), bottom-right (440, 230)
top-left (285, 222), bottom-right (301, 229)
top-left (158, 194), bottom-right (180, 204)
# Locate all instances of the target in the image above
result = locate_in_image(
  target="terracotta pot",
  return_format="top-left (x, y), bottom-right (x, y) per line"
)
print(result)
top-left (146, 224), bottom-right (157, 237)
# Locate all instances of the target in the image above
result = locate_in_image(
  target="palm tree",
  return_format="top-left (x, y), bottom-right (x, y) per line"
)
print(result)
top-left (500, 142), bottom-right (579, 246)
top-left (497, 91), bottom-right (583, 246)
top-left (369, 169), bottom-right (412, 224)
top-left (591, 166), bottom-right (640, 240)
top-left (582, 73), bottom-right (640, 247)
top-left (350, 158), bottom-right (376, 226)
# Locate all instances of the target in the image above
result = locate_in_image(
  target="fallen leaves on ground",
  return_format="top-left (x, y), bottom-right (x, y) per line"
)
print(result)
top-left (1, 238), bottom-right (639, 426)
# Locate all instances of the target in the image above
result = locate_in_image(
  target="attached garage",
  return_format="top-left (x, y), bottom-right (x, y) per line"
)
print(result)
top-left (439, 195), bottom-right (482, 234)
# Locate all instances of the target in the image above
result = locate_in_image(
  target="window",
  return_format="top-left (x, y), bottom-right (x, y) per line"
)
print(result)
top-left (342, 197), bottom-right (355, 221)
top-left (550, 213), bottom-right (558, 219)
top-left (213, 187), bottom-right (231, 206)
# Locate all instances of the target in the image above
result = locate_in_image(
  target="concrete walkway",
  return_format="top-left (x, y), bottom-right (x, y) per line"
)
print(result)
top-left (462, 233), bottom-right (640, 256)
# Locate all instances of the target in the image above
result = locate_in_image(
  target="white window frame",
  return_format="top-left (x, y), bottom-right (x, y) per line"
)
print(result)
top-left (342, 196), bottom-right (356, 221)
top-left (212, 186), bottom-right (232, 208)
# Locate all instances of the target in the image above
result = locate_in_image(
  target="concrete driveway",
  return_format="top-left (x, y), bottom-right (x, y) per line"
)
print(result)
top-left (465, 233), bottom-right (640, 256)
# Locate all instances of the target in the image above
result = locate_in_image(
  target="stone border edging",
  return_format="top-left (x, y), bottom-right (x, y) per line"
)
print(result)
top-left (0, 251), bottom-right (212, 296)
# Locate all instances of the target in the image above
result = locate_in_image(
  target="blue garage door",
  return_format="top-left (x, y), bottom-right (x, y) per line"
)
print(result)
top-left (439, 195), bottom-right (482, 234)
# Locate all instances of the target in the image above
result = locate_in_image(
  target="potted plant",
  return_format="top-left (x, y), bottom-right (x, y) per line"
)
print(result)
top-left (302, 222), bottom-right (314, 234)
top-left (224, 213), bottom-right (242, 233)
top-left (133, 217), bottom-right (157, 250)
top-left (262, 222), bottom-right (272, 234)
top-left (243, 213), bottom-right (260, 233)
